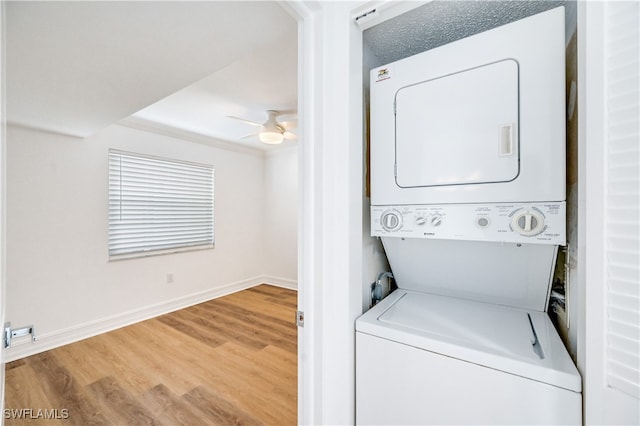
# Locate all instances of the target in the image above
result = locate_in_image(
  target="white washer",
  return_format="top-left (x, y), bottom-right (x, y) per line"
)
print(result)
top-left (356, 290), bottom-right (582, 425)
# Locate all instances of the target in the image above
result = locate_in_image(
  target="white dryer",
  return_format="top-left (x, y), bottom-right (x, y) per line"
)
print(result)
top-left (357, 6), bottom-right (582, 425)
top-left (369, 6), bottom-right (566, 208)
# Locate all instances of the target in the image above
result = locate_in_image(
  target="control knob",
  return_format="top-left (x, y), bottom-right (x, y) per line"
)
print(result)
top-left (511, 210), bottom-right (545, 236)
top-left (430, 214), bottom-right (443, 227)
top-left (381, 210), bottom-right (402, 232)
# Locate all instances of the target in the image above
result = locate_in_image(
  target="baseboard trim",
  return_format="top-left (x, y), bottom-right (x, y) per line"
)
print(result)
top-left (260, 275), bottom-right (298, 291)
top-left (4, 276), bottom-right (268, 362)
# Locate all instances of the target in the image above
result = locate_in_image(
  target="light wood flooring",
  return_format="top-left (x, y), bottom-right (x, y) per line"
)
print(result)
top-left (4, 284), bottom-right (298, 425)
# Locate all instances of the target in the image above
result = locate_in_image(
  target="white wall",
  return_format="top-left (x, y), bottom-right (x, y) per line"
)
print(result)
top-left (264, 147), bottom-right (298, 283)
top-left (5, 123), bottom-right (296, 361)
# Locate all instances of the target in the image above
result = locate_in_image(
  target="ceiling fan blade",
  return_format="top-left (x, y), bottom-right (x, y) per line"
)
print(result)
top-left (283, 131), bottom-right (298, 141)
top-left (280, 119), bottom-right (298, 131)
top-left (226, 116), bottom-right (263, 127)
top-left (240, 133), bottom-right (259, 139)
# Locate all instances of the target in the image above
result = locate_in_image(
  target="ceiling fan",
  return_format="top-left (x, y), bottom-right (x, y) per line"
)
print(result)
top-left (227, 110), bottom-right (297, 145)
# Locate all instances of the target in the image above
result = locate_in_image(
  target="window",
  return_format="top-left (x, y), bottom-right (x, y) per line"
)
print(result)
top-left (108, 149), bottom-right (214, 259)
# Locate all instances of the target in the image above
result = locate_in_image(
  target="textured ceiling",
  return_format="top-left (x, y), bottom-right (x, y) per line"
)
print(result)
top-left (364, 0), bottom-right (575, 68)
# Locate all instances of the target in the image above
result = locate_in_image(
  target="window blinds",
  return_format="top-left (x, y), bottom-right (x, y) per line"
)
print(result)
top-left (108, 150), bottom-right (214, 259)
top-left (605, 1), bottom-right (640, 399)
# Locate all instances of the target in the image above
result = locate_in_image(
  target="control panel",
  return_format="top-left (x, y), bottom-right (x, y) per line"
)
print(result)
top-left (371, 202), bottom-right (566, 245)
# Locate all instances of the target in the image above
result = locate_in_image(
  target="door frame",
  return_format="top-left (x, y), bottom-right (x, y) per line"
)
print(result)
top-left (287, 1), bottom-right (426, 423)
top-left (286, 2), bottom-right (366, 423)
top-left (1, 0), bottom-right (7, 413)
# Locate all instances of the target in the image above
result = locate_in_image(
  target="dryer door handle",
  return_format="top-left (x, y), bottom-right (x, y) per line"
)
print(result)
top-left (500, 123), bottom-right (515, 156)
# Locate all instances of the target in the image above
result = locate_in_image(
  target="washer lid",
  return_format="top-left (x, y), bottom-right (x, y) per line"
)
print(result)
top-left (356, 290), bottom-right (581, 392)
top-left (381, 237), bottom-right (557, 311)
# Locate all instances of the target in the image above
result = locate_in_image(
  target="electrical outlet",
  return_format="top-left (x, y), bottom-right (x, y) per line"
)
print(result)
top-left (166, 273), bottom-right (174, 284)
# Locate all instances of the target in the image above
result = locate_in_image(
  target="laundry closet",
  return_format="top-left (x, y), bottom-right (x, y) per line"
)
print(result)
top-left (357, 1), bottom-right (580, 424)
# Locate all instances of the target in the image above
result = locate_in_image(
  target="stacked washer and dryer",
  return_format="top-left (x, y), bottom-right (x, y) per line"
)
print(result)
top-left (356, 7), bottom-right (582, 425)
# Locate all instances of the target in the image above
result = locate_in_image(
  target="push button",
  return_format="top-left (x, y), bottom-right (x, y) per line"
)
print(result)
top-left (476, 217), bottom-right (490, 228)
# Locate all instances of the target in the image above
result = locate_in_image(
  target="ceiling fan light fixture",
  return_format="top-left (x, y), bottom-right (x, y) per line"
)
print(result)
top-left (259, 130), bottom-right (284, 144)
top-left (228, 109), bottom-right (295, 145)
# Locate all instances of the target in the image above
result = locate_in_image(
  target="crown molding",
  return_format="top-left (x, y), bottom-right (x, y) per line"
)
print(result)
top-left (6, 120), bottom-right (86, 139)
top-left (118, 116), bottom-right (266, 158)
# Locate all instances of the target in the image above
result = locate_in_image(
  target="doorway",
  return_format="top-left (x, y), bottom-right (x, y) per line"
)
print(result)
top-left (1, 0), bottom-right (303, 422)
